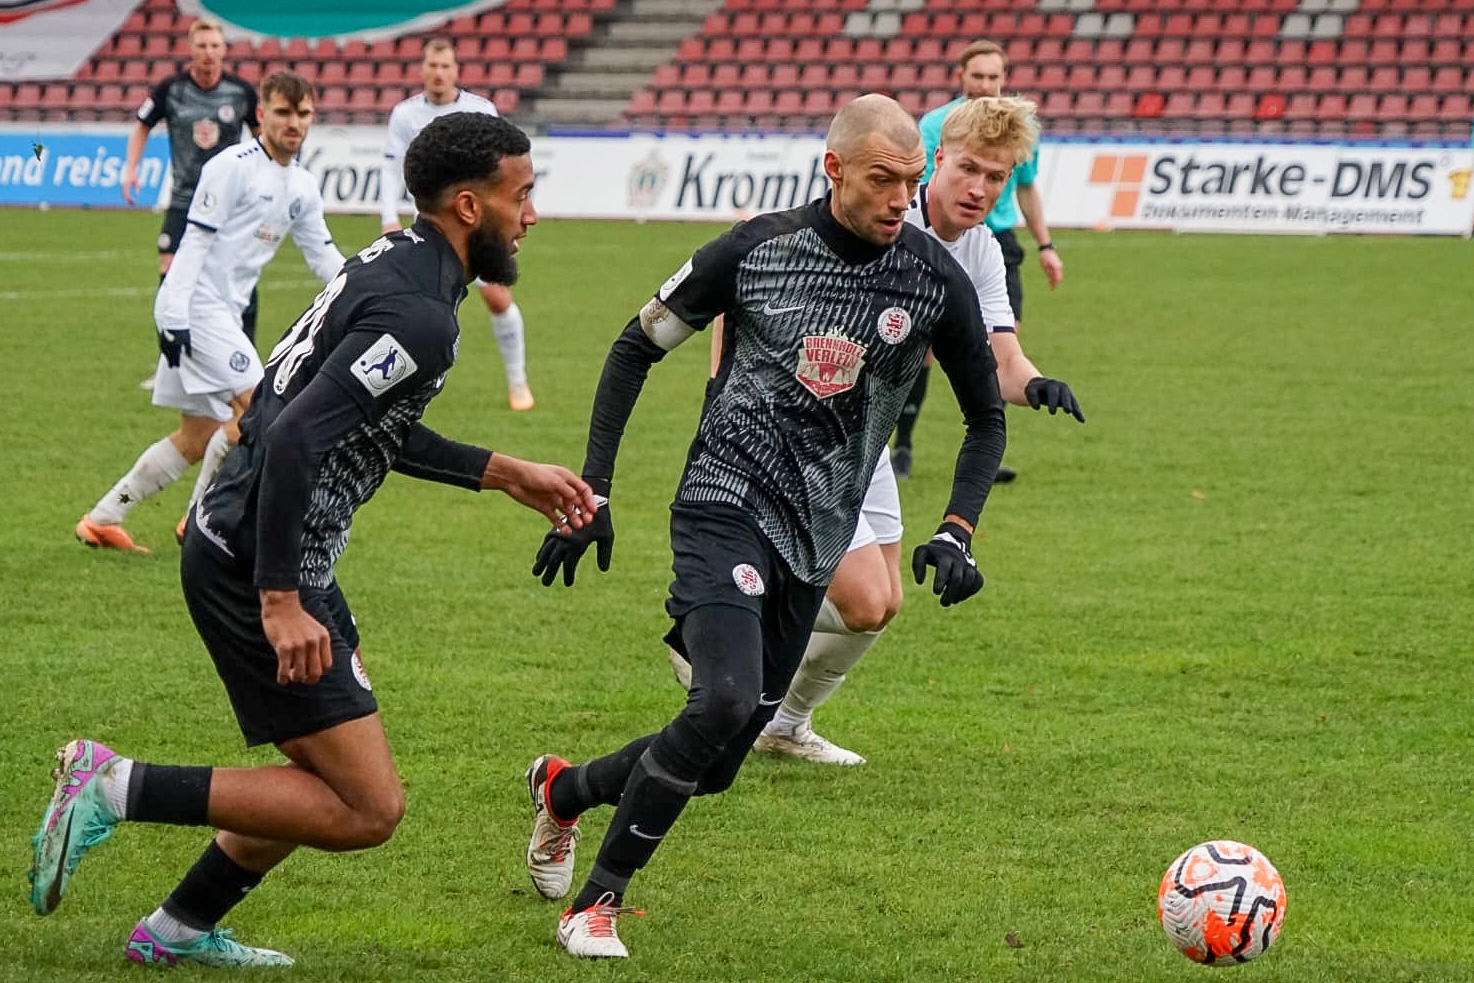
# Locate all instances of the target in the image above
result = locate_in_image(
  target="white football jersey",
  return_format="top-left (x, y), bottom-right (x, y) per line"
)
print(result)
top-left (381, 90), bottom-right (500, 226)
top-left (156, 140), bottom-right (344, 333)
top-left (905, 186), bottom-right (1016, 333)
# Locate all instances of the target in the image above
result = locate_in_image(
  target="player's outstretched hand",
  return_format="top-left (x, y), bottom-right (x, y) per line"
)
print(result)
top-left (534, 498), bottom-right (614, 587)
top-left (486, 456), bottom-right (598, 528)
top-left (911, 521), bottom-right (984, 607)
top-left (1024, 376), bottom-right (1085, 423)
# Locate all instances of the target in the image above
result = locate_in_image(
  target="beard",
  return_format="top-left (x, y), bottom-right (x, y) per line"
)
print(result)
top-left (467, 221), bottom-right (518, 286)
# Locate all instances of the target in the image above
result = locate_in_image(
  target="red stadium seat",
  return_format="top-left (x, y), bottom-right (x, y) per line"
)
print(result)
top-left (493, 89), bottom-right (519, 115)
top-left (1254, 93), bottom-right (1286, 120)
top-left (1132, 92), bottom-right (1165, 118)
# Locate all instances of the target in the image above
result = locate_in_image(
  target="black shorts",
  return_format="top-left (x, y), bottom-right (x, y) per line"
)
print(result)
top-left (994, 227), bottom-right (1025, 322)
top-left (180, 526), bottom-right (376, 747)
top-left (663, 503), bottom-right (825, 682)
top-left (157, 206), bottom-right (189, 255)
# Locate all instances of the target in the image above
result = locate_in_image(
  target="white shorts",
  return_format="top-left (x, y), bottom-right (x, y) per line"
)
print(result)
top-left (151, 314), bottom-right (262, 422)
top-left (848, 446), bottom-right (903, 552)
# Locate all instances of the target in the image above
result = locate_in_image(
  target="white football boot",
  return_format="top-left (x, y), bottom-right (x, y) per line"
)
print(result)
top-left (753, 724), bottom-right (866, 766)
top-left (557, 892), bottom-right (642, 959)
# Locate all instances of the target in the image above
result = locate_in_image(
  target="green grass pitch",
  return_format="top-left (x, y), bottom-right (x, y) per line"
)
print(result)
top-left (1, 208), bottom-right (1471, 982)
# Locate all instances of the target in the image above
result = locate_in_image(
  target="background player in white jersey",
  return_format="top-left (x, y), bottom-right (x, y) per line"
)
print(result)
top-left (122, 19), bottom-right (259, 390)
top-left (76, 71), bottom-right (346, 553)
top-left (751, 96), bottom-right (1085, 765)
top-left (382, 37), bottom-right (535, 412)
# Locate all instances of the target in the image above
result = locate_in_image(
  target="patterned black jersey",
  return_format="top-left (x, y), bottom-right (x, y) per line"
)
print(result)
top-left (196, 222), bottom-right (490, 591)
top-left (138, 71), bottom-right (258, 211)
top-left (586, 195), bottom-right (1005, 585)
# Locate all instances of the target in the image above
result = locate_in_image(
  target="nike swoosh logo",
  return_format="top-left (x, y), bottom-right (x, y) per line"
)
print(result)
top-left (763, 302), bottom-right (805, 315)
top-left (758, 692), bottom-right (782, 706)
top-left (628, 824), bottom-right (664, 841)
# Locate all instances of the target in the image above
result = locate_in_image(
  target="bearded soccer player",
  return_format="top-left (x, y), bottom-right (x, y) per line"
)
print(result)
top-left (522, 94), bottom-right (1007, 959)
top-left (29, 113), bottom-right (597, 968)
top-left (382, 37), bottom-right (535, 411)
top-left (77, 71), bottom-right (345, 554)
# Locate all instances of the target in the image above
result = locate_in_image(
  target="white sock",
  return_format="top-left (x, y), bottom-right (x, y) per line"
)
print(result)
top-left (145, 905), bottom-right (207, 943)
top-left (186, 428), bottom-right (233, 513)
top-left (490, 302), bottom-right (527, 387)
top-left (103, 756), bottom-right (134, 819)
top-left (769, 618), bottom-right (884, 735)
top-left (89, 438), bottom-right (190, 525)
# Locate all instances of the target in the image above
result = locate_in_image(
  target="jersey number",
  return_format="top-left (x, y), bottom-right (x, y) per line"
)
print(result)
top-left (266, 272), bottom-right (347, 394)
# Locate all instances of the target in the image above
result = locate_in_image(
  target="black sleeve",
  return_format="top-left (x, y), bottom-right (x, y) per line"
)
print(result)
top-left (254, 363), bottom-right (373, 591)
top-left (393, 424), bottom-right (491, 490)
top-left (653, 224), bottom-right (751, 329)
top-left (254, 300), bottom-right (461, 589)
top-left (930, 264), bottom-right (1008, 527)
top-left (316, 294), bottom-right (459, 421)
top-left (137, 77), bottom-right (171, 126)
top-left (243, 82), bottom-right (260, 134)
top-left (580, 319), bottom-right (670, 494)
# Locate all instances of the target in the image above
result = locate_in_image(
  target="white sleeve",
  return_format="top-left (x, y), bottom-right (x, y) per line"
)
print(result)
top-left (154, 224), bottom-right (212, 332)
top-left (292, 189), bottom-right (347, 284)
top-left (380, 107), bottom-right (411, 227)
top-left (155, 155), bottom-right (240, 331)
top-left (973, 234), bottom-right (1016, 332)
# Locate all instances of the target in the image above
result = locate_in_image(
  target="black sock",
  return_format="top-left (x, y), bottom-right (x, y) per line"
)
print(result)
top-left (161, 841), bottom-right (264, 931)
top-left (571, 748), bottom-right (695, 913)
top-left (894, 365), bottom-right (929, 450)
top-left (552, 734), bottom-right (657, 820)
top-left (127, 763), bottom-right (212, 826)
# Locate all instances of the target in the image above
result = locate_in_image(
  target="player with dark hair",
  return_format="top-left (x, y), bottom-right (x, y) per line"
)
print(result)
top-left (522, 94), bottom-right (1007, 959)
top-left (30, 112), bottom-right (597, 968)
top-left (123, 18), bottom-right (262, 386)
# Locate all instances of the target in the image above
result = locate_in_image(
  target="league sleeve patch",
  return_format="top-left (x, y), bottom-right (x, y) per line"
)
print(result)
top-left (657, 257), bottom-right (693, 301)
top-left (351, 333), bottom-right (419, 397)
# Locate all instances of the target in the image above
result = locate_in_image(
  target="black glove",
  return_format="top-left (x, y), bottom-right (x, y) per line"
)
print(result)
top-left (532, 495), bottom-right (613, 587)
top-left (911, 521), bottom-right (984, 607)
top-left (1025, 376), bottom-right (1085, 423)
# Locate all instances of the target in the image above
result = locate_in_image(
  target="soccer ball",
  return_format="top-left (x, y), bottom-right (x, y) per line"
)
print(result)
top-left (1158, 840), bottom-right (1287, 965)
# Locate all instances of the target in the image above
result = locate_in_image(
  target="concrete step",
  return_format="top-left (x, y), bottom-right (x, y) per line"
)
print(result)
top-left (571, 45), bottom-right (672, 71)
top-left (552, 70), bottom-right (653, 98)
top-left (525, 97), bottom-right (630, 126)
top-left (627, 0), bottom-right (724, 18)
top-left (603, 19), bottom-right (701, 43)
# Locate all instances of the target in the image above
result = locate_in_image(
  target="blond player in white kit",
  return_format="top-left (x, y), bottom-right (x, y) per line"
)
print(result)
top-left (381, 37), bottom-right (535, 411)
top-left (76, 71), bottom-right (346, 553)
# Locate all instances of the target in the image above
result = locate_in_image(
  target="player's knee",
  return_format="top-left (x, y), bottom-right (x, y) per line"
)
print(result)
top-left (695, 765), bottom-right (740, 797)
top-left (838, 588), bottom-right (896, 634)
top-left (690, 685), bottom-right (759, 744)
top-left (348, 786), bottom-right (406, 849)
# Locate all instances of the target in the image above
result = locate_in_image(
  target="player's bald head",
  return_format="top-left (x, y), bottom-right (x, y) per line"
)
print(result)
top-left (826, 94), bottom-right (922, 161)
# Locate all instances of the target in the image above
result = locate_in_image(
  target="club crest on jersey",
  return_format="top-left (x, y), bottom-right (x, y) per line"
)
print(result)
top-left (795, 329), bottom-right (867, 399)
top-left (351, 333), bottom-right (418, 396)
top-left (732, 563), bottom-right (765, 596)
top-left (193, 118), bottom-right (220, 150)
top-left (289, 197), bottom-right (302, 221)
top-left (229, 351), bottom-right (250, 372)
top-left (218, 104), bottom-right (235, 123)
top-left (877, 306), bottom-right (912, 345)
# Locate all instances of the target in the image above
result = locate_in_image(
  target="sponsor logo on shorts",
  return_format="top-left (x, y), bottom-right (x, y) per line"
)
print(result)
top-left (732, 563), bottom-right (765, 596)
top-left (876, 306), bottom-right (912, 344)
top-left (229, 350), bottom-right (250, 372)
top-left (351, 651), bottom-right (372, 691)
